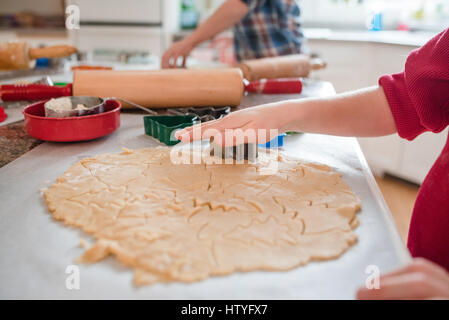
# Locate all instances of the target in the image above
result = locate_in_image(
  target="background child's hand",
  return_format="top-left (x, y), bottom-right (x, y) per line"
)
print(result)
top-left (175, 102), bottom-right (291, 146)
top-left (161, 38), bottom-right (195, 69)
top-left (357, 258), bottom-right (449, 300)
top-left (162, 0), bottom-right (248, 69)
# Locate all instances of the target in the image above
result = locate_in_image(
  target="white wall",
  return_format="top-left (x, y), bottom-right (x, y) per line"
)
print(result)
top-left (301, 0), bottom-right (449, 31)
top-left (67, 0), bottom-right (180, 55)
top-left (68, 0), bottom-right (161, 24)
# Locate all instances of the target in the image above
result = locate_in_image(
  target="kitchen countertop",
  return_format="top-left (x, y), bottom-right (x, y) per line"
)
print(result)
top-left (304, 28), bottom-right (438, 47)
top-left (0, 121), bottom-right (42, 168)
top-left (0, 79), bottom-right (409, 299)
top-left (175, 28), bottom-right (441, 48)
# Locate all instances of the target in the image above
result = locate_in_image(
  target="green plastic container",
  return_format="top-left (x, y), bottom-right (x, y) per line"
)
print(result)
top-left (143, 115), bottom-right (197, 146)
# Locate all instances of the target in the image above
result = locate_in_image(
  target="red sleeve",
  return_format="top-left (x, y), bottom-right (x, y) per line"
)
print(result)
top-left (379, 28), bottom-right (449, 140)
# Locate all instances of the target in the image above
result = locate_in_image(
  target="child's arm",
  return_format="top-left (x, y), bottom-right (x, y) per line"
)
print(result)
top-left (176, 29), bottom-right (448, 145)
top-left (175, 85), bottom-right (397, 145)
top-left (161, 0), bottom-right (249, 68)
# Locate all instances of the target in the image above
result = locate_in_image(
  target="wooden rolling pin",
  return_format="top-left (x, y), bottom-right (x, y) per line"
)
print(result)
top-left (72, 68), bottom-right (245, 108)
top-left (237, 54), bottom-right (326, 81)
top-left (0, 42), bottom-right (77, 71)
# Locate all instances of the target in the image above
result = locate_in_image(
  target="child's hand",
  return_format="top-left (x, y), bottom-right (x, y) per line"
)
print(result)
top-left (175, 102), bottom-right (291, 146)
top-left (161, 38), bottom-right (195, 69)
top-left (175, 86), bottom-right (396, 145)
top-left (357, 258), bottom-right (449, 300)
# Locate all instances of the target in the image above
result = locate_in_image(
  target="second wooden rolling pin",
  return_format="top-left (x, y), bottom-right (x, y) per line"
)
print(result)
top-left (72, 68), bottom-right (245, 108)
top-left (237, 54), bottom-right (326, 81)
top-left (0, 42), bottom-right (77, 70)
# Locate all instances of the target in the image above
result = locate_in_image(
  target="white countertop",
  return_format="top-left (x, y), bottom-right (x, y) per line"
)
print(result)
top-left (304, 28), bottom-right (439, 47)
top-left (175, 27), bottom-right (440, 47)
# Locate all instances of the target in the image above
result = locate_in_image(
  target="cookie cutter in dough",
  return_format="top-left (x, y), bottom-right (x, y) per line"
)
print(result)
top-left (209, 137), bottom-right (258, 162)
top-left (210, 134), bottom-right (284, 158)
top-left (144, 115), bottom-right (198, 146)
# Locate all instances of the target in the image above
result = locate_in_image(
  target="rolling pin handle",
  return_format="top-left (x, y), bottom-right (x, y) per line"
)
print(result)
top-left (0, 83), bottom-right (72, 101)
top-left (28, 45), bottom-right (77, 60)
top-left (245, 78), bottom-right (302, 94)
top-left (310, 58), bottom-right (327, 70)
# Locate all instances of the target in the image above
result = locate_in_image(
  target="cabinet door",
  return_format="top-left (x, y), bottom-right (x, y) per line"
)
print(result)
top-left (308, 40), bottom-right (371, 92)
top-left (370, 43), bottom-right (414, 81)
top-left (357, 135), bottom-right (403, 176)
top-left (397, 129), bottom-right (449, 184)
top-left (308, 40), bottom-right (417, 93)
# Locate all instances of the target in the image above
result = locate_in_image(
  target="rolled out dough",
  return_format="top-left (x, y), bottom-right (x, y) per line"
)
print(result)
top-left (44, 147), bottom-right (361, 286)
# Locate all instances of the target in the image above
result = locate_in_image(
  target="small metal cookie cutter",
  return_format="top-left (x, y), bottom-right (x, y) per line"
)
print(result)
top-left (209, 137), bottom-right (258, 162)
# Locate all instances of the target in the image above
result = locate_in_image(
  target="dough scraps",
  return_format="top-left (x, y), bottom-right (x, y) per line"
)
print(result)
top-left (44, 147), bottom-right (361, 286)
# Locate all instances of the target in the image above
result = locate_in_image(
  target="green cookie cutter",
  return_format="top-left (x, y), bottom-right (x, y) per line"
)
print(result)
top-left (143, 115), bottom-right (198, 146)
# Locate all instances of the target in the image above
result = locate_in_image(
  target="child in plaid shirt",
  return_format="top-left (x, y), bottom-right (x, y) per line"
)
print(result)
top-left (162, 0), bottom-right (305, 68)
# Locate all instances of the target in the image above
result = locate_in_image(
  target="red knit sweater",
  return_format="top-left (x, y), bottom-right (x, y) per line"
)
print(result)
top-left (379, 28), bottom-right (449, 270)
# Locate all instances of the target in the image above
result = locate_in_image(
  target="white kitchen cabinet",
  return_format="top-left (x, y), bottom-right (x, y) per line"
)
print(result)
top-left (357, 135), bottom-right (403, 177)
top-left (308, 35), bottom-right (447, 184)
top-left (358, 129), bottom-right (448, 185)
top-left (69, 0), bottom-right (162, 24)
top-left (67, 0), bottom-right (180, 55)
top-left (308, 38), bottom-right (414, 93)
top-left (398, 129), bottom-right (448, 184)
top-left (69, 26), bottom-right (164, 54)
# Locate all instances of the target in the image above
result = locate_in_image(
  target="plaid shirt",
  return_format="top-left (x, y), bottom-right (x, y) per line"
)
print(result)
top-left (233, 0), bottom-right (305, 61)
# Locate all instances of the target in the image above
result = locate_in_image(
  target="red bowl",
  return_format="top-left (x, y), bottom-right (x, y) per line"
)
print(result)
top-left (23, 99), bottom-right (121, 142)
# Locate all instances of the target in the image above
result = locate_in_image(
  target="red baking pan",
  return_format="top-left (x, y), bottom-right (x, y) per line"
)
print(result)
top-left (23, 99), bottom-right (121, 142)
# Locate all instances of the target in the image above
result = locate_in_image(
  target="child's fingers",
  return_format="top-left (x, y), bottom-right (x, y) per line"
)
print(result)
top-left (206, 125), bottom-right (279, 147)
top-left (380, 258), bottom-right (449, 283)
top-left (174, 124), bottom-right (200, 140)
top-left (356, 259), bottom-right (449, 300)
top-left (240, 121), bottom-right (280, 144)
top-left (177, 121), bottom-right (280, 146)
top-left (161, 51), bottom-right (171, 69)
top-left (176, 119), bottom-right (223, 142)
top-left (170, 53), bottom-right (180, 68)
top-left (181, 118), bottom-right (224, 134)
top-left (356, 273), bottom-right (448, 300)
top-left (176, 116), bottom-right (248, 142)
top-left (204, 120), bottom-right (254, 146)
